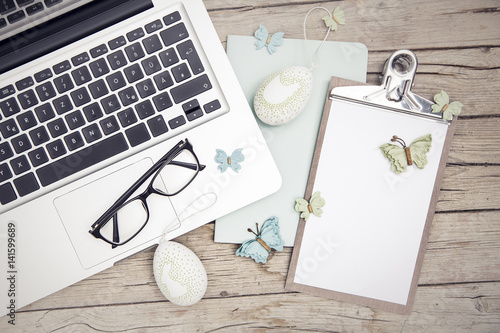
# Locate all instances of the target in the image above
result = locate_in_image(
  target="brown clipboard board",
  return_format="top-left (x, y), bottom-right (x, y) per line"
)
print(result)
top-left (285, 74), bottom-right (457, 315)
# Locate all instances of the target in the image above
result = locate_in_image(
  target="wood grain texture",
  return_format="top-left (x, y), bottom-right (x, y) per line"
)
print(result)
top-left (2, 0), bottom-right (500, 331)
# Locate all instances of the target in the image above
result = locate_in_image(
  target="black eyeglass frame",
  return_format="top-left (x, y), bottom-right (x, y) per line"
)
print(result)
top-left (89, 138), bottom-right (205, 247)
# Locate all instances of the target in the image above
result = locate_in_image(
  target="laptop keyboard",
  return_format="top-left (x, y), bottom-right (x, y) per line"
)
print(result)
top-left (1, 0), bottom-right (63, 30)
top-left (0, 7), bottom-right (226, 207)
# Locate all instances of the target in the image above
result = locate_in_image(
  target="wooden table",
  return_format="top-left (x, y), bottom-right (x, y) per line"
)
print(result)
top-left (3, 0), bottom-right (500, 331)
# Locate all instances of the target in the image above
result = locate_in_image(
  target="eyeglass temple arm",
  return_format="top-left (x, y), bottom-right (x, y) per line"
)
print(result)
top-left (170, 160), bottom-right (206, 171)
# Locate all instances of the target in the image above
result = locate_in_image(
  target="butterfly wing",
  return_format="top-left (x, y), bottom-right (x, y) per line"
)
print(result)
top-left (442, 101), bottom-right (463, 121)
top-left (236, 239), bottom-right (270, 264)
top-left (322, 16), bottom-right (337, 31)
top-left (309, 192), bottom-right (325, 217)
top-left (259, 217), bottom-right (284, 251)
top-left (254, 25), bottom-right (269, 50)
top-left (333, 7), bottom-right (346, 25)
top-left (229, 148), bottom-right (245, 172)
top-left (266, 32), bottom-right (284, 54)
top-left (431, 90), bottom-right (450, 114)
top-left (380, 143), bottom-right (408, 174)
top-left (214, 149), bottom-right (229, 173)
top-left (295, 198), bottom-right (311, 220)
top-left (409, 134), bottom-right (432, 169)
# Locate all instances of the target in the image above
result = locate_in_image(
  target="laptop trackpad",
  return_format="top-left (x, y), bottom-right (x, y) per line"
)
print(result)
top-left (54, 158), bottom-right (177, 269)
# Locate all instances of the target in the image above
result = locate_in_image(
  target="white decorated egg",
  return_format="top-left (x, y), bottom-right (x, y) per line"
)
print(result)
top-left (153, 241), bottom-right (207, 306)
top-left (253, 66), bottom-right (313, 125)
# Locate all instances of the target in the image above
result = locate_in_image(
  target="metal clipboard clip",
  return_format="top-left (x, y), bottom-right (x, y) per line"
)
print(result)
top-left (330, 50), bottom-right (448, 122)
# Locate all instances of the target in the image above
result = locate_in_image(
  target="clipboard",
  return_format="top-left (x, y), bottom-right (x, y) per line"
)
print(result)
top-left (285, 50), bottom-right (458, 314)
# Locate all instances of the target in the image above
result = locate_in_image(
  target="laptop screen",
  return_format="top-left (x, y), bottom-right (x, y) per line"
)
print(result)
top-left (0, 0), bottom-right (153, 75)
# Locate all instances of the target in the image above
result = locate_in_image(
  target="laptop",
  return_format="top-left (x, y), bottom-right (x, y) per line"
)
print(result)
top-left (0, 0), bottom-right (281, 315)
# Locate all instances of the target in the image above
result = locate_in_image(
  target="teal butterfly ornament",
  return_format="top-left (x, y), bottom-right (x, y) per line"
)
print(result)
top-left (254, 25), bottom-right (284, 54)
top-left (380, 134), bottom-right (432, 174)
top-left (295, 191), bottom-right (325, 221)
top-left (236, 217), bottom-right (284, 264)
top-left (431, 90), bottom-right (463, 121)
top-left (214, 148), bottom-right (244, 173)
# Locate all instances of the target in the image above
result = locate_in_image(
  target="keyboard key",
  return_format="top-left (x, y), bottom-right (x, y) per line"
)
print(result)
top-left (88, 79), bottom-right (108, 99)
top-left (177, 40), bottom-right (204, 75)
top-left (171, 63), bottom-right (191, 83)
top-left (29, 126), bottom-right (50, 145)
top-left (34, 103), bottom-right (55, 122)
top-left (71, 66), bottom-right (92, 86)
top-left (135, 100), bottom-right (155, 119)
top-left (124, 42), bottom-right (145, 62)
top-left (54, 74), bottom-right (74, 93)
top-left (160, 23), bottom-right (188, 47)
top-left (71, 52), bottom-right (90, 66)
top-left (47, 118), bottom-right (67, 138)
top-left (28, 147), bottom-right (49, 167)
top-left (53, 95), bottom-right (73, 114)
top-left (107, 50), bottom-right (127, 70)
top-left (46, 139), bottom-right (66, 159)
top-left (7, 10), bottom-right (25, 24)
top-left (10, 155), bottom-right (30, 175)
top-left (0, 85), bottom-right (15, 99)
top-left (145, 19), bottom-right (162, 33)
top-left (11, 133), bottom-right (32, 154)
top-left (34, 68), bottom-right (53, 83)
top-left (117, 107), bottom-right (137, 127)
top-left (106, 71), bottom-right (126, 91)
top-left (82, 123), bottom-right (102, 143)
top-left (82, 102), bottom-right (103, 122)
top-left (89, 58), bottom-right (110, 78)
top-left (37, 133), bottom-right (129, 187)
top-left (26, 2), bottom-right (44, 16)
top-left (70, 87), bottom-right (91, 107)
top-left (0, 18), bottom-right (6, 28)
top-left (90, 44), bottom-right (108, 58)
top-left (44, 0), bottom-right (62, 8)
top-left (152, 92), bottom-right (172, 111)
top-left (186, 108), bottom-right (203, 121)
top-left (182, 99), bottom-right (199, 113)
top-left (35, 81), bottom-right (56, 101)
top-left (163, 11), bottom-right (181, 26)
top-left (159, 48), bottom-right (179, 67)
top-left (101, 94), bottom-right (120, 114)
top-left (15, 76), bottom-right (34, 91)
top-left (203, 99), bottom-right (221, 114)
top-left (64, 131), bottom-right (84, 151)
top-left (16, 0), bottom-right (34, 6)
top-left (147, 115), bottom-right (168, 137)
top-left (0, 119), bottom-right (19, 138)
top-left (64, 110), bottom-right (85, 130)
top-left (123, 63), bottom-right (144, 83)
top-left (118, 87), bottom-right (138, 107)
top-left (125, 123), bottom-right (150, 147)
top-left (0, 142), bottom-right (14, 162)
top-left (0, 97), bottom-right (20, 117)
top-left (16, 111), bottom-right (37, 130)
top-left (168, 115), bottom-right (185, 129)
top-left (153, 71), bottom-right (173, 90)
top-left (0, 0), bottom-right (15, 15)
top-left (170, 74), bottom-right (212, 104)
top-left (141, 55), bottom-right (161, 75)
top-left (0, 163), bottom-right (13, 182)
top-left (99, 115), bottom-right (119, 135)
top-left (142, 34), bottom-right (162, 54)
top-left (0, 183), bottom-right (17, 205)
top-left (14, 172), bottom-right (39, 197)
top-left (136, 78), bottom-right (155, 98)
top-left (18, 89), bottom-right (38, 109)
top-left (53, 60), bottom-right (71, 75)
top-left (108, 36), bottom-right (126, 50)
top-left (126, 27), bottom-right (144, 42)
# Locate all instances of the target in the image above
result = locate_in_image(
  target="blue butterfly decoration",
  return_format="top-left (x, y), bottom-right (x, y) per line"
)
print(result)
top-left (254, 25), bottom-right (284, 54)
top-left (236, 217), bottom-right (284, 264)
top-left (214, 148), bottom-right (244, 173)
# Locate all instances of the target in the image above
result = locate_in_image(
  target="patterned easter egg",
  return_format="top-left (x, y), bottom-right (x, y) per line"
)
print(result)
top-left (253, 66), bottom-right (313, 125)
top-left (153, 241), bottom-right (207, 306)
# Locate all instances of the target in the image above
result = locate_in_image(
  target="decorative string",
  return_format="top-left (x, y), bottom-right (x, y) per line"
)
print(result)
top-left (303, 7), bottom-right (332, 71)
top-left (159, 192), bottom-right (218, 243)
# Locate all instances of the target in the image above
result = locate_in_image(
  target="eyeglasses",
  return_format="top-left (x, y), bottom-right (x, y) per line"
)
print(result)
top-left (89, 139), bottom-right (204, 248)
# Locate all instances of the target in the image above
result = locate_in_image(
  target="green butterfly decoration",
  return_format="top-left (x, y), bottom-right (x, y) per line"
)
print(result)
top-left (380, 134), bottom-right (432, 174)
top-left (295, 191), bottom-right (325, 221)
top-left (431, 90), bottom-right (463, 121)
top-left (322, 7), bottom-right (346, 31)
